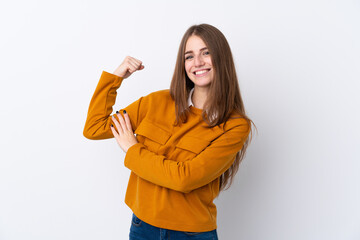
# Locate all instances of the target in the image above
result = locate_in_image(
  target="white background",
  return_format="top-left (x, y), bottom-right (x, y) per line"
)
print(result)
top-left (0, 0), bottom-right (359, 239)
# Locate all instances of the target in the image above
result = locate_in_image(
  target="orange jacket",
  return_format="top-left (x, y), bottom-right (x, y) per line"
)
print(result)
top-left (83, 71), bottom-right (250, 232)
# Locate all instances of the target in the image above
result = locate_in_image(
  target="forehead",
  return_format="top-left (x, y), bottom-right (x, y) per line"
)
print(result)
top-left (185, 35), bottom-right (207, 52)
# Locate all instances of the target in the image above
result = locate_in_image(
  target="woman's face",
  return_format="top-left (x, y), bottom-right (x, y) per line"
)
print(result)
top-left (184, 35), bottom-right (214, 89)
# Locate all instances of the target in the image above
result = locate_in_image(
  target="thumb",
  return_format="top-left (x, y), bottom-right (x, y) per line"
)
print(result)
top-left (138, 65), bottom-right (145, 70)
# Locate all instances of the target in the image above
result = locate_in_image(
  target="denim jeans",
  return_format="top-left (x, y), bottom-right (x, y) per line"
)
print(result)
top-left (129, 213), bottom-right (218, 240)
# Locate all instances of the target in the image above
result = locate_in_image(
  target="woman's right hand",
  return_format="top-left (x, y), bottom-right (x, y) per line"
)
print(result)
top-left (113, 56), bottom-right (144, 79)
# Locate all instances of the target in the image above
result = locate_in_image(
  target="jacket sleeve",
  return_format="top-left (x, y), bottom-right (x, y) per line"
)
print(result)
top-left (83, 71), bottom-right (144, 140)
top-left (124, 121), bottom-right (250, 193)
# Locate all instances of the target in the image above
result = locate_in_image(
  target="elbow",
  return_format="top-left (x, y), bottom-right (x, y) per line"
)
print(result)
top-left (172, 166), bottom-right (197, 193)
top-left (83, 124), bottom-right (111, 140)
top-left (179, 188), bottom-right (192, 194)
top-left (83, 125), bottom-right (99, 140)
top-left (83, 127), bottom-right (94, 140)
top-left (175, 181), bottom-right (194, 193)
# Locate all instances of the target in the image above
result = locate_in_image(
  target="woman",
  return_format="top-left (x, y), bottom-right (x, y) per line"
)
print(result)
top-left (83, 23), bottom-right (253, 240)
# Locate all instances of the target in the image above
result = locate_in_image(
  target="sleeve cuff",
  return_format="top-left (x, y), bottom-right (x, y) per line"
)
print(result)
top-left (101, 71), bottom-right (124, 87)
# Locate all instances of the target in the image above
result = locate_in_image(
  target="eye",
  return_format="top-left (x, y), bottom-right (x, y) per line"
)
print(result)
top-left (185, 55), bottom-right (193, 60)
top-left (203, 51), bottom-right (210, 55)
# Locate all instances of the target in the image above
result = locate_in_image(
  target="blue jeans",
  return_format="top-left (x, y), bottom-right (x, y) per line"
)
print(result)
top-left (129, 213), bottom-right (218, 240)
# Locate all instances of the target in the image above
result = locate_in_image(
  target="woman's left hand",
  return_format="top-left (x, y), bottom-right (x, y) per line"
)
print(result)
top-left (110, 110), bottom-right (138, 153)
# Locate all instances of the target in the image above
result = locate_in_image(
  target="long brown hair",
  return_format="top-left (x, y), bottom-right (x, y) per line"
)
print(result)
top-left (170, 24), bottom-right (254, 192)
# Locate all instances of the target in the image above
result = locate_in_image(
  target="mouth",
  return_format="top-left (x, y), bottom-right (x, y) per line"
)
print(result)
top-left (193, 68), bottom-right (211, 76)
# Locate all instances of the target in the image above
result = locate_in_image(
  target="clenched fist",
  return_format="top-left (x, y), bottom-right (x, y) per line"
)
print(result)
top-left (113, 56), bottom-right (144, 79)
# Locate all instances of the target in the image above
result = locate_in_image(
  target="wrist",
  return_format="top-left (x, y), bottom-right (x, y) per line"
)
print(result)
top-left (125, 141), bottom-right (139, 153)
top-left (113, 71), bottom-right (124, 78)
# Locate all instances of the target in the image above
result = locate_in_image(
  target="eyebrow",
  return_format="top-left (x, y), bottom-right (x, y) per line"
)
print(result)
top-left (184, 47), bottom-right (208, 55)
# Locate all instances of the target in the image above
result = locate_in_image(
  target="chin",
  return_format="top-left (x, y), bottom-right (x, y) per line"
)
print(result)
top-left (191, 79), bottom-right (212, 88)
top-left (194, 83), bottom-right (211, 88)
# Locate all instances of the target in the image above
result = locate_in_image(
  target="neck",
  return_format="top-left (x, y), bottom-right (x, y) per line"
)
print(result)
top-left (192, 86), bottom-right (209, 109)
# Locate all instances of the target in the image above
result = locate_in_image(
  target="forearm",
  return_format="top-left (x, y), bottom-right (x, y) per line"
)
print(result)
top-left (124, 141), bottom-right (239, 193)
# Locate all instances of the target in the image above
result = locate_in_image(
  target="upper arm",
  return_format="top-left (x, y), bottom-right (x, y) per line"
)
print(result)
top-left (83, 70), bottom-right (148, 140)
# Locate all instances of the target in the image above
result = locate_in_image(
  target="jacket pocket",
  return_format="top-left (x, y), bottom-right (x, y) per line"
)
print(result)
top-left (135, 120), bottom-right (171, 153)
top-left (175, 136), bottom-right (211, 161)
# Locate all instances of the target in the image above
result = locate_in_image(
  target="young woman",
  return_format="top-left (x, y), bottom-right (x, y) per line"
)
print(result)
top-left (83, 23), bottom-right (253, 240)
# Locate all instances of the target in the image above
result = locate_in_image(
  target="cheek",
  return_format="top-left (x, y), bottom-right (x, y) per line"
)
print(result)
top-left (184, 62), bottom-right (192, 74)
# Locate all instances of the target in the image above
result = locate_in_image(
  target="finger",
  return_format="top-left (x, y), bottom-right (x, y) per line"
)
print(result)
top-left (127, 64), bottom-right (139, 73)
top-left (123, 110), bottom-right (133, 131)
top-left (128, 59), bottom-right (142, 71)
top-left (116, 111), bottom-right (127, 133)
top-left (110, 124), bottom-right (119, 137)
top-left (132, 58), bottom-right (143, 69)
top-left (128, 56), bottom-right (141, 64)
top-left (111, 115), bottom-right (123, 134)
top-left (127, 63), bottom-right (139, 73)
top-left (126, 56), bottom-right (137, 61)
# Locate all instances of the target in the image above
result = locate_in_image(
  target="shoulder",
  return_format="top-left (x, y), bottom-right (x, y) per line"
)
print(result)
top-left (146, 89), bottom-right (171, 97)
top-left (138, 89), bottom-right (175, 121)
top-left (219, 115), bottom-right (251, 145)
top-left (136, 89), bottom-right (173, 109)
top-left (144, 89), bottom-right (172, 102)
top-left (221, 112), bottom-right (251, 135)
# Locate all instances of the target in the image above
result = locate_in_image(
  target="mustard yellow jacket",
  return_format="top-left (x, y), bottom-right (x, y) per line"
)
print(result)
top-left (83, 71), bottom-right (250, 232)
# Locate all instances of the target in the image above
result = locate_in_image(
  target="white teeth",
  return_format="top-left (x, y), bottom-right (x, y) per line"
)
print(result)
top-left (195, 70), bottom-right (208, 75)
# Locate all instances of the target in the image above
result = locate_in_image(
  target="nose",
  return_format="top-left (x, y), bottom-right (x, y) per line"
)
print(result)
top-left (194, 55), bottom-right (204, 67)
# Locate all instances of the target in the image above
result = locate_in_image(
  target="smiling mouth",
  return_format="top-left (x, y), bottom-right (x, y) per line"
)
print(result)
top-left (193, 69), bottom-right (211, 75)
